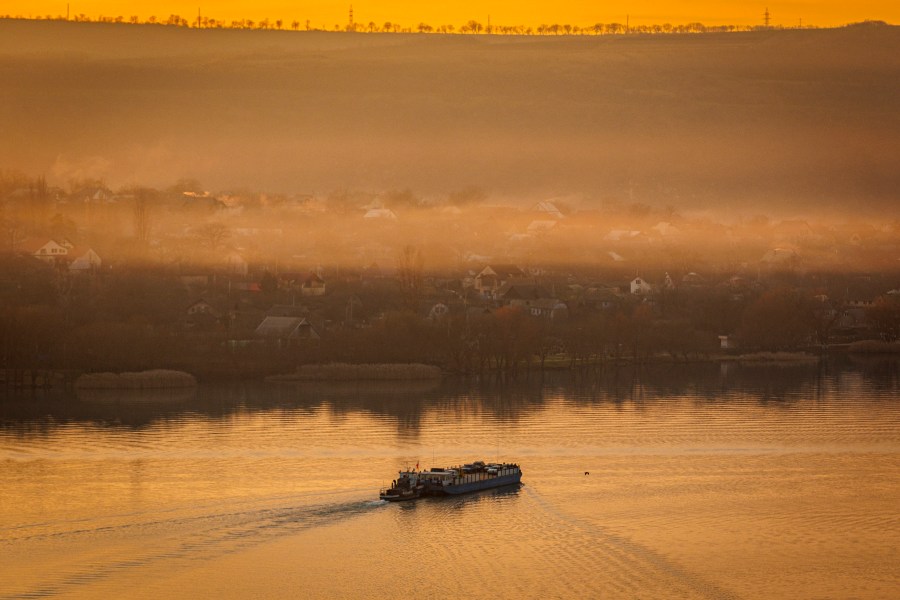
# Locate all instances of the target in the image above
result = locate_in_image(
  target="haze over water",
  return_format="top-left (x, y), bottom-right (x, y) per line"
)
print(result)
top-left (2, 361), bottom-right (898, 599)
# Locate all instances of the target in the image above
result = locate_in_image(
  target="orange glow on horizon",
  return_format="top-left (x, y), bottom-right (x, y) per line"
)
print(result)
top-left (6, 1), bottom-right (900, 29)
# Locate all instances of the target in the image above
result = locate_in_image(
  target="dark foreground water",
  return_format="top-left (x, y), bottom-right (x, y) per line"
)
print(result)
top-left (2, 359), bottom-right (899, 599)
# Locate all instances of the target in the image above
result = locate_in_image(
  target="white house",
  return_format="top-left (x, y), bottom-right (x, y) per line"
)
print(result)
top-left (630, 277), bottom-right (653, 295)
top-left (24, 239), bottom-right (69, 262)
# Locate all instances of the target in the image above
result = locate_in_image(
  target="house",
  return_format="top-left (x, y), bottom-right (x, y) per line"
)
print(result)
top-left (72, 186), bottom-right (114, 204)
top-left (187, 299), bottom-right (219, 317)
top-left (630, 277), bottom-right (653, 296)
top-left (363, 208), bottom-right (397, 220)
top-left (681, 272), bottom-right (706, 287)
top-left (254, 316), bottom-right (321, 345)
top-left (531, 200), bottom-right (566, 219)
top-left (650, 221), bottom-right (682, 238)
top-left (19, 239), bottom-right (101, 272)
top-left (496, 282), bottom-right (553, 303)
top-left (761, 248), bottom-right (800, 267)
top-left (67, 247), bottom-right (101, 272)
top-left (604, 230), bottom-right (646, 243)
top-left (508, 298), bottom-right (569, 321)
top-left (474, 264), bottom-right (528, 295)
top-left (223, 251), bottom-right (249, 276)
top-left (428, 302), bottom-right (450, 321)
top-left (185, 299), bottom-right (221, 330)
top-left (584, 286), bottom-right (621, 311)
top-left (301, 272), bottom-right (326, 296)
top-left (21, 239), bottom-right (69, 263)
top-left (526, 220), bottom-right (558, 234)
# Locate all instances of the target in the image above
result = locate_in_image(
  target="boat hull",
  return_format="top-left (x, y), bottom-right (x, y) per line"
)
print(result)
top-left (379, 487), bottom-right (424, 502)
top-left (380, 493), bottom-right (419, 502)
top-left (432, 472), bottom-right (522, 495)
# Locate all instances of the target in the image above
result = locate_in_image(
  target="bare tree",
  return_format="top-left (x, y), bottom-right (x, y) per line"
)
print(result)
top-left (132, 187), bottom-right (156, 245)
top-left (193, 223), bottom-right (232, 250)
top-left (397, 245), bottom-right (424, 311)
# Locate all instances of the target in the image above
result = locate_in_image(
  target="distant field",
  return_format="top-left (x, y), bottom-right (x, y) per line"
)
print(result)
top-left (2, 20), bottom-right (899, 213)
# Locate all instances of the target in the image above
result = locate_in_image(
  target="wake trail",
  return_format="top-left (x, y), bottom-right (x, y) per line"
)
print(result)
top-left (1, 487), bottom-right (376, 543)
top-left (1, 497), bottom-right (387, 600)
top-left (521, 485), bottom-right (741, 600)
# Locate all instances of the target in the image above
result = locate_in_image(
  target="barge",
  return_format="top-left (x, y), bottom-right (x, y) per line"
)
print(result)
top-left (379, 460), bottom-right (522, 501)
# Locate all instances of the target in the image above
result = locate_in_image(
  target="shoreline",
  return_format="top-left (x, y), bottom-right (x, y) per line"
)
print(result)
top-left (4, 346), bottom-right (899, 390)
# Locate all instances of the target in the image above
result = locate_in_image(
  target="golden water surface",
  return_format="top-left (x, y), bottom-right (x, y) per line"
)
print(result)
top-left (2, 363), bottom-right (899, 599)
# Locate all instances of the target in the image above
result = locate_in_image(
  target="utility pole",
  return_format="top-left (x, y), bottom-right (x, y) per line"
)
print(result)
top-left (348, 5), bottom-right (353, 30)
top-left (764, 7), bottom-right (771, 28)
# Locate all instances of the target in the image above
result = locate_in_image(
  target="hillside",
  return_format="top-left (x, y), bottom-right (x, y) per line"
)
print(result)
top-left (2, 20), bottom-right (899, 214)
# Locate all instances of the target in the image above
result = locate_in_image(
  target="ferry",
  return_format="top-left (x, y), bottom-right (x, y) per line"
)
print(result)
top-left (379, 461), bottom-right (522, 501)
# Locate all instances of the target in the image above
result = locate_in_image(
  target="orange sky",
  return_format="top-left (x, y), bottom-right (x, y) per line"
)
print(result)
top-left (7, 1), bottom-right (899, 28)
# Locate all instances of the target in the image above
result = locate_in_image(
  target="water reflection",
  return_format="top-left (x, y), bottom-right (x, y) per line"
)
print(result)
top-left (1, 358), bottom-right (897, 436)
top-left (76, 387), bottom-right (197, 404)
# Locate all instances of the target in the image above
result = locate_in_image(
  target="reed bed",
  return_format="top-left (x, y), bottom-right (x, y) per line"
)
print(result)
top-left (74, 369), bottom-right (197, 389)
top-left (725, 351), bottom-right (820, 363)
top-left (270, 363), bottom-right (442, 381)
top-left (847, 340), bottom-right (900, 354)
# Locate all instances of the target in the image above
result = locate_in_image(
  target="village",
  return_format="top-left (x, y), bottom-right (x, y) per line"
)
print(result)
top-left (2, 174), bottom-right (899, 383)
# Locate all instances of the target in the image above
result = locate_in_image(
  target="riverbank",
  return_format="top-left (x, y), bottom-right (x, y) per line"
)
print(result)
top-left (5, 344), bottom-right (900, 391)
top-left (266, 363), bottom-right (443, 382)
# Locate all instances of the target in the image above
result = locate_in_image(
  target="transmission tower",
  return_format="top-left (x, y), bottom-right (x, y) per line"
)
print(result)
top-left (764, 7), bottom-right (771, 28)
top-left (348, 5), bottom-right (354, 30)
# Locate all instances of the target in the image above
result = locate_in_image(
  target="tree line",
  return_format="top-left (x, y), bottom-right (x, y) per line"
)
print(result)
top-left (1, 13), bottom-right (820, 35)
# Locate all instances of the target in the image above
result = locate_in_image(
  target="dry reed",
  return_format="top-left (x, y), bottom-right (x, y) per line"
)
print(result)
top-left (272, 363), bottom-right (443, 381)
top-left (74, 369), bottom-right (197, 389)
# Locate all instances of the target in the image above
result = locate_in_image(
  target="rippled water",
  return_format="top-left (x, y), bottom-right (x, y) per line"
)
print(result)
top-left (2, 360), bottom-right (899, 599)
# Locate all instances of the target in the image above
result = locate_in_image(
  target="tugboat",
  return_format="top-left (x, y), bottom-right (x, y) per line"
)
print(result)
top-left (379, 469), bottom-right (425, 501)
top-left (379, 460), bottom-right (522, 500)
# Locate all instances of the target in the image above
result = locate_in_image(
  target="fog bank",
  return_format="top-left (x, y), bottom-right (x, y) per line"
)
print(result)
top-left (2, 20), bottom-right (899, 214)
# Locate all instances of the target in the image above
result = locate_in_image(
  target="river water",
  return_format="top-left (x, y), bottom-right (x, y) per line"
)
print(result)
top-left (2, 359), bottom-right (899, 599)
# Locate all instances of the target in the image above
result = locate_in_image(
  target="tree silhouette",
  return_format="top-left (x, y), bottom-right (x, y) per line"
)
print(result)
top-left (397, 245), bottom-right (424, 310)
